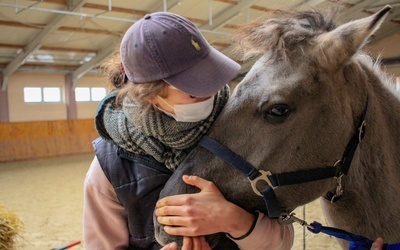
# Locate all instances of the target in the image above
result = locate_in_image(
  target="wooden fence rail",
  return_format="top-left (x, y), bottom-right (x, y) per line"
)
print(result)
top-left (0, 119), bottom-right (99, 162)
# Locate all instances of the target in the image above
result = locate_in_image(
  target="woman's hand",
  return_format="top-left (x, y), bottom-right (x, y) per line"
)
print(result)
top-left (371, 238), bottom-right (384, 250)
top-left (155, 175), bottom-right (255, 238)
top-left (160, 237), bottom-right (211, 250)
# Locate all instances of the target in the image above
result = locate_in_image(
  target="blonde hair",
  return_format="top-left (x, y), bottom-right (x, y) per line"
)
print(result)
top-left (101, 48), bottom-right (168, 110)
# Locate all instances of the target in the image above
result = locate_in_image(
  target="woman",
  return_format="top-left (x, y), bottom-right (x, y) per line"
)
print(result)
top-left (83, 11), bottom-right (294, 250)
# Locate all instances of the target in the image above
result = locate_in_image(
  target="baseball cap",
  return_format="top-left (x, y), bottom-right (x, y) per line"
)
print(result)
top-left (120, 12), bottom-right (241, 97)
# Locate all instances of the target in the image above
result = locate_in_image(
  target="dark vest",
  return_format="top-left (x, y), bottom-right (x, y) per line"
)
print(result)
top-left (93, 137), bottom-right (239, 250)
top-left (94, 137), bottom-right (172, 250)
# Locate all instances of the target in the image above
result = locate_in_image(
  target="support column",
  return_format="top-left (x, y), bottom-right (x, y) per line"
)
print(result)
top-left (65, 74), bottom-right (78, 120)
top-left (0, 73), bottom-right (9, 122)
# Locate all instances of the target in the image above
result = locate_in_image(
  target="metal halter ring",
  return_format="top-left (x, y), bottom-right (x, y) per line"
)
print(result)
top-left (248, 170), bottom-right (274, 197)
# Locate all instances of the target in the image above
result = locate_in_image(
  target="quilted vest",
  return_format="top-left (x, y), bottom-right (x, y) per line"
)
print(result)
top-left (94, 137), bottom-right (171, 249)
top-left (93, 137), bottom-right (239, 250)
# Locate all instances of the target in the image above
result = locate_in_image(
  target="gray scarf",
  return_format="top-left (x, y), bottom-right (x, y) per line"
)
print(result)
top-left (95, 86), bottom-right (229, 171)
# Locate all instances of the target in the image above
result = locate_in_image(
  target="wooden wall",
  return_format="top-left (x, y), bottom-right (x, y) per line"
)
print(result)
top-left (0, 119), bottom-right (99, 162)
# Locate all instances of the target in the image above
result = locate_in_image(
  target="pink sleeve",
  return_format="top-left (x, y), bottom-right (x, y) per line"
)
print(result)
top-left (229, 212), bottom-right (294, 250)
top-left (83, 156), bottom-right (130, 250)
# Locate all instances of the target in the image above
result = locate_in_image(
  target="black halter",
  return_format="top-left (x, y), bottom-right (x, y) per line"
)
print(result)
top-left (198, 99), bottom-right (368, 218)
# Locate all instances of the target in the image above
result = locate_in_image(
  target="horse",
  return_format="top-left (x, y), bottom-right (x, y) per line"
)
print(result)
top-left (154, 5), bottom-right (400, 249)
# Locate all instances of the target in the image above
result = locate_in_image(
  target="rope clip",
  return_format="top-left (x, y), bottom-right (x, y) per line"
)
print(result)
top-left (278, 213), bottom-right (314, 230)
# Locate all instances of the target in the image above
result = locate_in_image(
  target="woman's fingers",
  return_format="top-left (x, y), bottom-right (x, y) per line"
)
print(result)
top-left (160, 242), bottom-right (178, 250)
top-left (157, 215), bottom-right (188, 227)
top-left (181, 237), bottom-right (193, 250)
top-left (163, 224), bottom-right (198, 236)
top-left (156, 194), bottom-right (193, 208)
top-left (161, 237), bottom-right (211, 250)
top-left (181, 237), bottom-right (211, 250)
top-left (182, 175), bottom-right (217, 192)
top-left (156, 175), bottom-right (220, 209)
top-left (370, 238), bottom-right (384, 250)
top-left (155, 205), bottom-right (188, 216)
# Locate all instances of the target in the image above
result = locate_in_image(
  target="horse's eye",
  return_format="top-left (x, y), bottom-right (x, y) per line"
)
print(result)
top-left (262, 104), bottom-right (291, 124)
top-left (300, 23), bottom-right (312, 29)
top-left (268, 105), bottom-right (290, 116)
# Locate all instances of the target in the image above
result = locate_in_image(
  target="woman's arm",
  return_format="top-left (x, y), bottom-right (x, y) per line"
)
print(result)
top-left (83, 156), bottom-right (129, 250)
top-left (155, 175), bottom-right (294, 250)
top-left (228, 213), bottom-right (294, 250)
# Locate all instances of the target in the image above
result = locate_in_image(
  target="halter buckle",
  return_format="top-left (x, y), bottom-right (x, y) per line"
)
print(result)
top-left (248, 170), bottom-right (274, 197)
top-left (330, 173), bottom-right (344, 203)
top-left (358, 120), bottom-right (367, 142)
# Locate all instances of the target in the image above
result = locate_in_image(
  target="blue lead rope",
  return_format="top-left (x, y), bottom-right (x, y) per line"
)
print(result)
top-left (307, 221), bottom-right (400, 250)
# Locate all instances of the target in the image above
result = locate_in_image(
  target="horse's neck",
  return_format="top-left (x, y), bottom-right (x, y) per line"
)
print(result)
top-left (348, 71), bottom-right (400, 193)
top-left (322, 74), bottom-right (400, 240)
top-left (360, 76), bottom-right (400, 169)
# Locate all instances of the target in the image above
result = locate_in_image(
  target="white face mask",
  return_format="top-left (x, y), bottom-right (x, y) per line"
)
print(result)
top-left (155, 96), bottom-right (215, 122)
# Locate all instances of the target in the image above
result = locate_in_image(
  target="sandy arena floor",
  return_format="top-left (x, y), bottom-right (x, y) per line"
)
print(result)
top-left (0, 153), bottom-right (340, 249)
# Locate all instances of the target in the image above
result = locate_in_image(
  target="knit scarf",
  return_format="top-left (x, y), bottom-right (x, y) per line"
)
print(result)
top-left (95, 85), bottom-right (229, 171)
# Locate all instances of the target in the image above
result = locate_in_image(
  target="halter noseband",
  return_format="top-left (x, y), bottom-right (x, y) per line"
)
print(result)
top-left (198, 99), bottom-right (368, 219)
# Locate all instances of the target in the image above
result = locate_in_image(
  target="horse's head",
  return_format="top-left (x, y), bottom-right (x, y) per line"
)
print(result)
top-left (154, 5), bottom-right (392, 247)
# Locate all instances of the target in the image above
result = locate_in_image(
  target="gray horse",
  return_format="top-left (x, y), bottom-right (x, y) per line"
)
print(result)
top-left (155, 5), bottom-right (400, 249)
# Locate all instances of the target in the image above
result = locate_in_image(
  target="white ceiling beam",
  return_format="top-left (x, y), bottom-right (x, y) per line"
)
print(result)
top-left (1, 0), bottom-right (86, 91)
top-left (151, 0), bottom-right (182, 12)
top-left (365, 3), bottom-right (400, 13)
top-left (200, 0), bottom-right (259, 30)
top-left (371, 25), bottom-right (400, 42)
top-left (365, 4), bottom-right (400, 42)
top-left (339, 0), bottom-right (379, 22)
top-left (197, 0), bottom-right (260, 78)
top-left (70, 45), bottom-right (115, 89)
top-left (297, 0), bottom-right (326, 8)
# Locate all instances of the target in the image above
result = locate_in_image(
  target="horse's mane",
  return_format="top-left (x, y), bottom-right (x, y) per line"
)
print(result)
top-left (232, 8), bottom-right (338, 61)
top-left (357, 53), bottom-right (397, 92)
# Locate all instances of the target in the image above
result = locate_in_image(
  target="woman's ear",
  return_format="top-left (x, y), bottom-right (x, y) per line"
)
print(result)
top-left (149, 85), bottom-right (168, 106)
top-left (149, 96), bottom-right (160, 105)
top-left (158, 86), bottom-right (170, 99)
top-left (149, 95), bottom-right (158, 105)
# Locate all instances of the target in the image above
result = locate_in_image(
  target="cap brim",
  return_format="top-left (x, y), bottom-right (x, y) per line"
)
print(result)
top-left (164, 47), bottom-right (241, 97)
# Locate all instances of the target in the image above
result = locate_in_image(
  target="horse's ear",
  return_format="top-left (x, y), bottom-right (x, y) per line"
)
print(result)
top-left (314, 5), bottom-right (391, 70)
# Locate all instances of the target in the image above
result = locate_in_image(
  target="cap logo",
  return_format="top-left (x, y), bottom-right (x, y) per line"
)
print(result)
top-left (191, 37), bottom-right (201, 51)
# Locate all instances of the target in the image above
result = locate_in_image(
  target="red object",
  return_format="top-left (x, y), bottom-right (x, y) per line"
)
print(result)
top-left (52, 240), bottom-right (81, 250)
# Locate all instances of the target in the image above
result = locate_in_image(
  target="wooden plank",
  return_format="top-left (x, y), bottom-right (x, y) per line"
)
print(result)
top-left (0, 119), bottom-right (98, 162)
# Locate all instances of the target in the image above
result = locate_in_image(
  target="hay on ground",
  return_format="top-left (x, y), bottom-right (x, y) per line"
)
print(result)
top-left (0, 205), bottom-right (23, 250)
